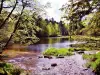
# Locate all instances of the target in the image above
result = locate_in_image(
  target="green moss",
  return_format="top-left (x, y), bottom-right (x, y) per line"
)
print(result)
top-left (43, 48), bottom-right (74, 56)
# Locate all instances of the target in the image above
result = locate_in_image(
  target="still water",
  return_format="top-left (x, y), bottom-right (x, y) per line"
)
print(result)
top-left (28, 37), bottom-right (79, 51)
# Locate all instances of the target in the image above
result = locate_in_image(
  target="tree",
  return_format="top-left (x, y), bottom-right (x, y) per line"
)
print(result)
top-left (61, 0), bottom-right (100, 36)
top-left (0, 0), bottom-right (47, 51)
top-left (0, 0), bottom-right (18, 29)
top-left (0, 0), bottom-right (4, 14)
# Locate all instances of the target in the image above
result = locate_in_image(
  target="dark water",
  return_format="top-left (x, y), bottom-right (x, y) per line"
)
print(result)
top-left (28, 37), bottom-right (78, 51)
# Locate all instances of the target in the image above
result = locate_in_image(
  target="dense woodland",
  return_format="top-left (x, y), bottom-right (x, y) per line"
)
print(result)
top-left (0, 0), bottom-right (100, 75)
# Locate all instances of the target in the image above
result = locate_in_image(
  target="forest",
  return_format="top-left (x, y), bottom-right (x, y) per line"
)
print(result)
top-left (0, 0), bottom-right (100, 75)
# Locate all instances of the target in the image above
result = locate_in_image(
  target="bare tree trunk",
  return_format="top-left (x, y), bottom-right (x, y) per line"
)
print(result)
top-left (3, 4), bottom-right (25, 50)
top-left (0, 0), bottom-right (4, 14)
top-left (0, 0), bottom-right (18, 29)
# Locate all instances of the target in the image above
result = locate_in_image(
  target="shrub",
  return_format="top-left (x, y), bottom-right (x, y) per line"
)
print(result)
top-left (0, 62), bottom-right (28, 75)
top-left (83, 52), bottom-right (100, 74)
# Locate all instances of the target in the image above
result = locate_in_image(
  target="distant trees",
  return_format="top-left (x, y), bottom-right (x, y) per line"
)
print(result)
top-left (35, 17), bottom-right (68, 37)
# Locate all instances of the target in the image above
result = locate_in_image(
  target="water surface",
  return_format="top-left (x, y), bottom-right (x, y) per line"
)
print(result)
top-left (28, 37), bottom-right (79, 51)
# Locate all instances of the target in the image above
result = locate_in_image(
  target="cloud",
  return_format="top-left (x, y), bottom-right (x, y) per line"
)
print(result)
top-left (40, 0), bottom-right (68, 22)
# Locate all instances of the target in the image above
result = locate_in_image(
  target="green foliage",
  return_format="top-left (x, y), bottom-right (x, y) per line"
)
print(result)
top-left (83, 52), bottom-right (100, 74)
top-left (36, 19), bottom-right (61, 37)
top-left (43, 48), bottom-right (74, 56)
top-left (0, 62), bottom-right (28, 75)
top-left (46, 22), bottom-right (56, 36)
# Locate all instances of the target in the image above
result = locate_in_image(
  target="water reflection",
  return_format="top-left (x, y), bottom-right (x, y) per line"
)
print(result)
top-left (28, 37), bottom-right (78, 51)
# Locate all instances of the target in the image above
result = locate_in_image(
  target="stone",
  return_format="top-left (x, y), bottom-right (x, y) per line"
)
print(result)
top-left (51, 63), bottom-right (57, 67)
top-left (56, 56), bottom-right (64, 58)
top-left (77, 51), bottom-right (84, 54)
top-left (56, 55), bottom-right (64, 58)
top-left (44, 56), bottom-right (52, 59)
top-left (83, 68), bottom-right (88, 71)
top-left (38, 55), bottom-right (43, 58)
top-left (42, 67), bottom-right (50, 70)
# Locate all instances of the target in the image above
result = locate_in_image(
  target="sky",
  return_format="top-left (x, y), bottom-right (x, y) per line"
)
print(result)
top-left (40, 0), bottom-right (68, 22)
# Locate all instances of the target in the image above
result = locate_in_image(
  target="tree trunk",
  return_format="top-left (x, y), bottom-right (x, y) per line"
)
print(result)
top-left (3, 4), bottom-right (25, 50)
top-left (0, 0), bottom-right (18, 29)
top-left (0, 0), bottom-right (4, 14)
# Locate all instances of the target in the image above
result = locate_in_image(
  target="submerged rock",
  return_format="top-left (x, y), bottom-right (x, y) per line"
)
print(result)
top-left (44, 56), bottom-right (53, 59)
top-left (56, 56), bottom-right (64, 58)
top-left (51, 63), bottom-right (57, 67)
top-left (77, 51), bottom-right (84, 54)
top-left (83, 68), bottom-right (88, 71)
top-left (42, 67), bottom-right (50, 70)
top-left (38, 55), bottom-right (43, 58)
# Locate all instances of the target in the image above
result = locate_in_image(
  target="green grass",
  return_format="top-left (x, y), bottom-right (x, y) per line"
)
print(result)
top-left (43, 48), bottom-right (74, 56)
top-left (83, 52), bottom-right (100, 74)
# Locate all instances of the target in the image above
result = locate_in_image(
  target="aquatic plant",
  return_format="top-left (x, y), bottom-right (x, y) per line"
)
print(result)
top-left (43, 47), bottom-right (74, 56)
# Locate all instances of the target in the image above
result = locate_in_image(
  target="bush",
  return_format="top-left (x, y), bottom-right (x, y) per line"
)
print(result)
top-left (83, 52), bottom-right (100, 74)
top-left (0, 62), bottom-right (28, 75)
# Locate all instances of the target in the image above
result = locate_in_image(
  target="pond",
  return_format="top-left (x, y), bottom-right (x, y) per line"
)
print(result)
top-left (28, 37), bottom-right (80, 51)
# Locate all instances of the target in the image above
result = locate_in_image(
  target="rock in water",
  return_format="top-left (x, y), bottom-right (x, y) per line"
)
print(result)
top-left (44, 56), bottom-right (52, 59)
top-left (51, 63), bottom-right (57, 67)
top-left (42, 67), bottom-right (50, 70)
top-left (38, 55), bottom-right (43, 58)
top-left (77, 51), bottom-right (84, 54)
top-left (56, 56), bottom-right (64, 58)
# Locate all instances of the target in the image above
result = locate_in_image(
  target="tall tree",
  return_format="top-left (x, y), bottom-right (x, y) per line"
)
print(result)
top-left (3, 0), bottom-right (25, 49)
top-left (61, 0), bottom-right (100, 36)
top-left (0, 0), bottom-right (4, 14)
top-left (0, 0), bottom-right (18, 29)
